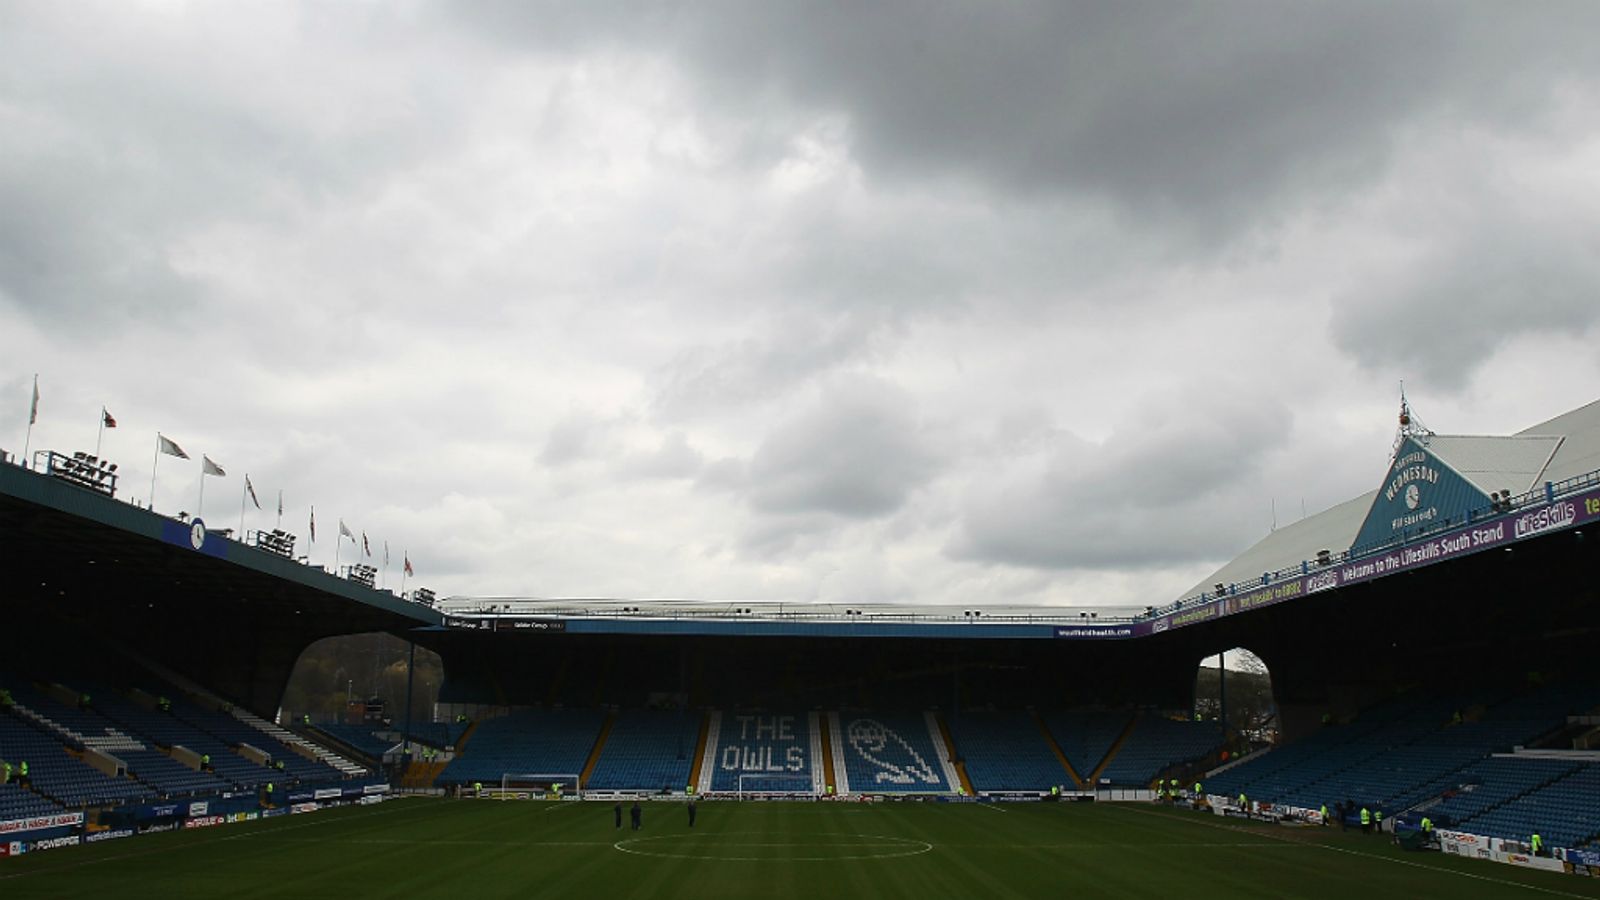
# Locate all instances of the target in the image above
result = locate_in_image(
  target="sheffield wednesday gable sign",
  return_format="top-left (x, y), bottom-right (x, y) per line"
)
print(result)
top-left (1351, 437), bottom-right (1491, 552)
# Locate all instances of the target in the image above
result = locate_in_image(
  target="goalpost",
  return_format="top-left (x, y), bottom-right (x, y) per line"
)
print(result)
top-left (494, 773), bottom-right (583, 800)
top-left (736, 773), bottom-right (817, 801)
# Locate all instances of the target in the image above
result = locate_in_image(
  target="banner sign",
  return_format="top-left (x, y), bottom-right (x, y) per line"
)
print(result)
top-left (444, 616), bottom-right (567, 633)
top-left (85, 829), bottom-right (134, 844)
top-left (1567, 848), bottom-right (1600, 867)
top-left (1053, 625), bottom-right (1134, 639)
top-left (0, 812), bottom-right (84, 834)
top-left (442, 616), bottom-right (492, 631)
top-left (495, 618), bottom-right (566, 633)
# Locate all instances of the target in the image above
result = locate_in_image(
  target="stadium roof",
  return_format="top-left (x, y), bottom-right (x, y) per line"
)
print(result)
top-left (1183, 397), bottom-right (1600, 603)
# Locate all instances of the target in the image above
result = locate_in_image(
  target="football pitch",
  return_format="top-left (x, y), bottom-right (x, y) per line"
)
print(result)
top-left (5, 798), bottom-right (1598, 900)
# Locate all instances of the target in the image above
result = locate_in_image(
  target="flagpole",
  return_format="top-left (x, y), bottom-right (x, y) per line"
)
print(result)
top-left (95, 407), bottom-right (106, 458)
top-left (400, 552), bottom-right (408, 598)
top-left (335, 533), bottom-right (342, 578)
top-left (276, 490), bottom-right (283, 530)
top-left (22, 374), bottom-right (38, 468)
top-left (239, 479), bottom-right (249, 539)
top-left (197, 461), bottom-right (207, 519)
top-left (150, 433), bottom-right (161, 511)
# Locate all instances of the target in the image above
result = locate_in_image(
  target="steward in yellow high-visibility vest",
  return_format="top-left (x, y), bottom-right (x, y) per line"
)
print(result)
top-left (1360, 807), bottom-right (1372, 833)
top-left (1420, 816), bottom-right (1433, 833)
top-left (1531, 833), bottom-right (1544, 856)
top-left (1320, 804), bottom-right (1329, 826)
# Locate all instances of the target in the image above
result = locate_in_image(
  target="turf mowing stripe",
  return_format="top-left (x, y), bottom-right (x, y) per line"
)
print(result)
top-left (0, 796), bottom-right (446, 883)
top-left (1109, 804), bottom-right (1599, 900)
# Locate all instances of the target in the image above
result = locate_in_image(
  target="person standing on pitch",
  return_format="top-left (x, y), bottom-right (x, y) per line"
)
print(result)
top-left (687, 797), bottom-right (697, 828)
top-left (631, 799), bottom-right (642, 830)
top-left (614, 801), bottom-right (623, 829)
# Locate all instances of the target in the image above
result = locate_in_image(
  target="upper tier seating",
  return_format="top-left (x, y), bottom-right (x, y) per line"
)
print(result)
top-left (587, 710), bottom-right (699, 791)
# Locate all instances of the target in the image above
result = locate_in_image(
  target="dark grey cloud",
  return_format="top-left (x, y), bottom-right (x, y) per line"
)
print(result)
top-left (746, 375), bottom-right (941, 519)
top-left (1331, 219), bottom-right (1600, 385)
top-left (437, 1), bottom-right (1600, 242)
top-left (954, 383), bottom-right (1294, 569)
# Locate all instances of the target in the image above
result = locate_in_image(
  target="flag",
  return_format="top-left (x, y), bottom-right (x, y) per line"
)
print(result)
top-left (277, 490), bottom-right (283, 518)
top-left (339, 519), bottom-right (354, 541)
top-left (362, 531), bottom-right (371, 557)
top-left (102, 408), bottom-right (117, 428)
top-left (309, 506), bottom-right (316, 542)
top-left (245, 474), bottom-right (261, 509)
top-left (404, 555), bottom-right (414, 577)
top-left (158, 434), bottom-right (190, 459)
top-left (201, 455), bottom-right (225, 477)
top-left (29, 376), bottom-right (39, 425)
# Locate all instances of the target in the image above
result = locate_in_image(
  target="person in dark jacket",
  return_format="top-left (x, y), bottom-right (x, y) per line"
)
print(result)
top-left (614, 801), bottom-right (623, 829)
top-left (630, 800), bottom-right (642, 830)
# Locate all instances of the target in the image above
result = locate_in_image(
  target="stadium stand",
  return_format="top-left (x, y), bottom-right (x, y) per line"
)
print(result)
top-left (311, 723), bottom-right (400, 760)
top-left (230, 707), bottom-right (368, 778)
top-left (586, 710), bottom-right (699, 791)
top-left (1043, 710), bottom-right (1130, 779)
top-left (438, 709), bottom-right (605, 787)
top-left (407, 720), bottom-right (470, 750)
top-left (1207, 681), bottom-right (1600, 831)
top-left (946, 710), bottom-right (1067, 792)
top-left (0, 780), bottom-right (64, 821)
top-left (0, 714), bottom-right (153, 807)
top-left (704, 712), bottom-right (818, 794)
top-left (1096, 716), bottom-right (1224, 787)
top-left (1457, 762), bottom-right (1600, 850)
top-left (836, 713), bottom-right (953, 793)
top-left (1423, 756), bottom-right (1583, 828)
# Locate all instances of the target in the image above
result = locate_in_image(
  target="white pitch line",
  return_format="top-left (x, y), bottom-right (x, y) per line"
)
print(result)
top-left (1110, 804), bottom-right (1599, 900)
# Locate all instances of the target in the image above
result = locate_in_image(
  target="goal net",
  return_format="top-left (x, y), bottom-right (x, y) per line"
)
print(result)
top-left (736, 773), bottom-right (817, 800)
top-left (494, 773), bottom-right (582, 800)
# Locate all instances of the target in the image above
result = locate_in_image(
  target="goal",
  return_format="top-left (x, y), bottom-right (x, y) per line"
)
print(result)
top-left (736, 773), bottom-right (817, 801)
top-left (494, 773), bottom-right (582, 800)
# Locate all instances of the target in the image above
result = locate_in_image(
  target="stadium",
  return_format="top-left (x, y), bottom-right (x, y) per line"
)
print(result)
top-left (2, 394), bottom-right (1599, 899)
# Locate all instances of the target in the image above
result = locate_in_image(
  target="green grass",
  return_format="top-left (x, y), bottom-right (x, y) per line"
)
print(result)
top-left (5, 798), bottom-right (1599, 899)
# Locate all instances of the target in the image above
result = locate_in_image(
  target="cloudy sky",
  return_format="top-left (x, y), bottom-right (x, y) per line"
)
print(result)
top-left (5, 1), bottom-right (1600, 611)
